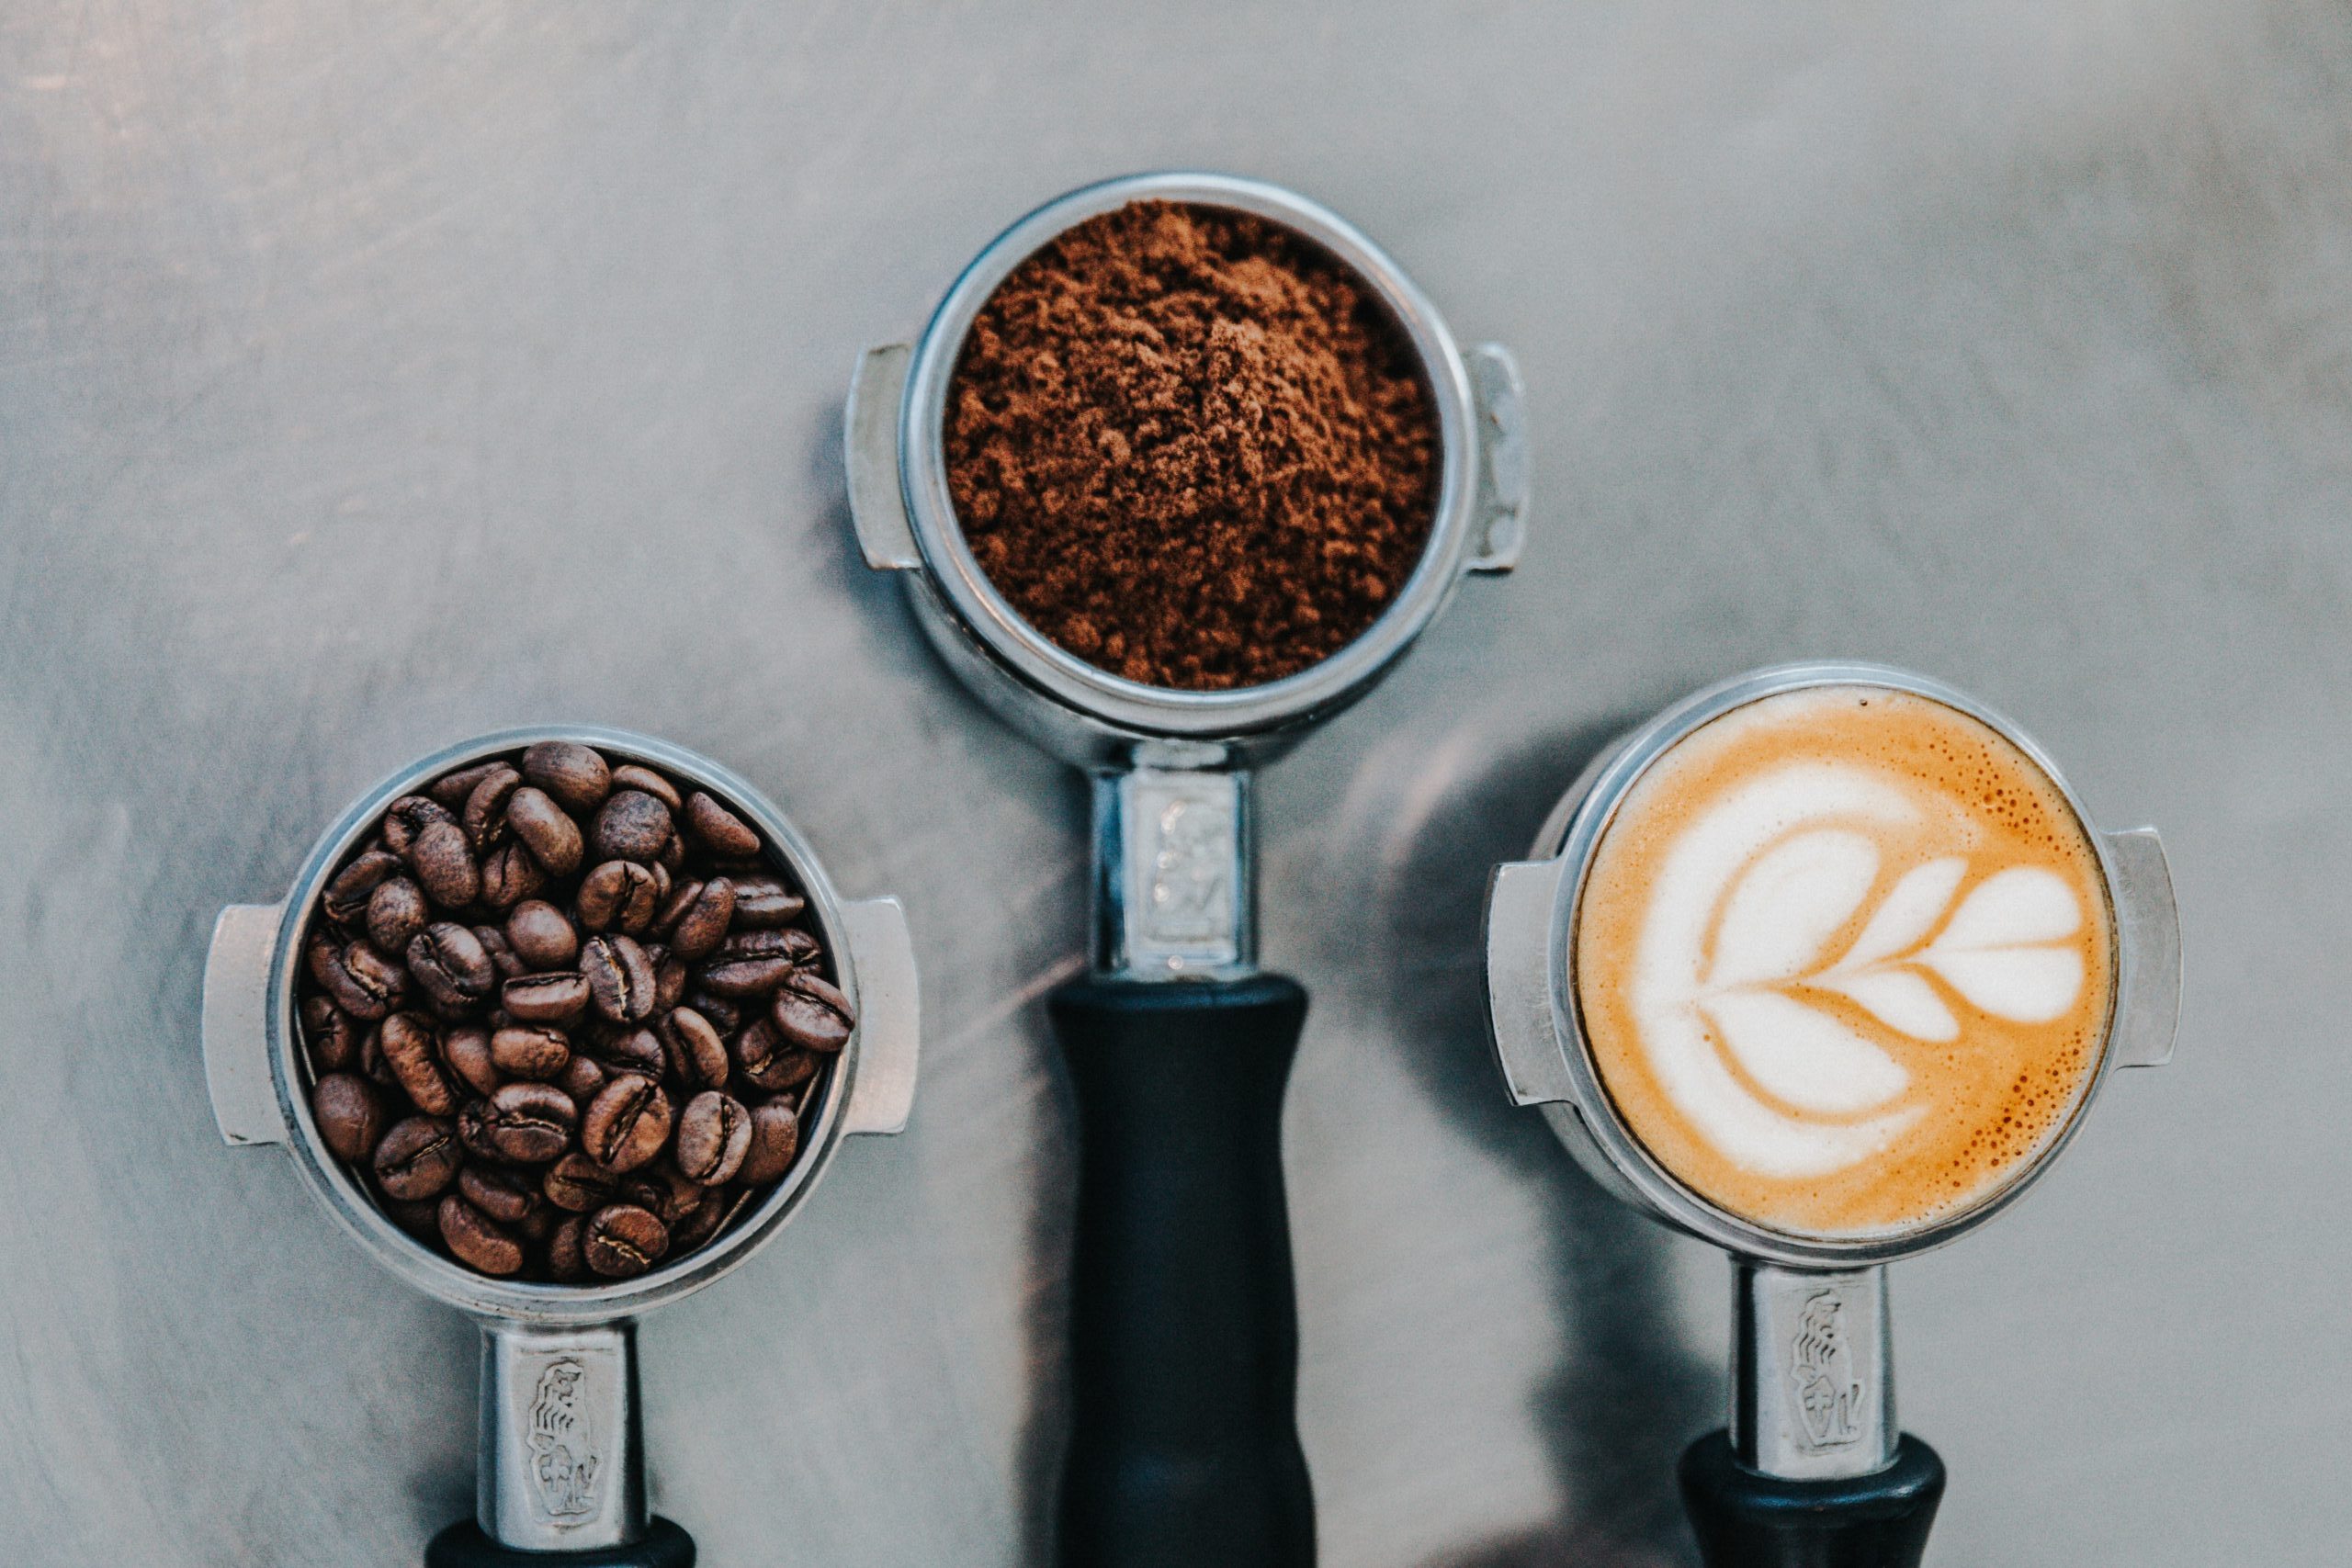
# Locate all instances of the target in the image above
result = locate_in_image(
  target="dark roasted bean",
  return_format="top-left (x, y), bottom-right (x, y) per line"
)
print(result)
top-left (407, 922), bottom-right (496, 1011)
top-left (363, 876), bottom-right (431, 955)
top-left (442, 1022), bottom-right (501, 1098)
top-left (505, 899), bottom-right (579, 970)
top-left (456, 1099), bottom-right (505, 1165)
top-left (684, 792), bottom-right (760, 857)
top-left (661, 877), bottom-right (734, 961)
top-left (429, 761), bottom-right (508, 810)
top-left (729, 878), bottom-right (807, 929)
top-left (697, 953), bottom-right (796, 998)
top-left (576, 860), bottom-right (662, 936)
top-left (584, 1203), bottom-right (669, 1279)
top-left (560, 1054), bottom-right (609, 1103)
top-left (593, 1025), bottom-right (668, 1080)
top-left (324, 849), bottom-right (403, 925)
top-left (734, 1016), bottom-right (819, 1094)
top-left (582, 934), bottom-right (656, 1023)
top-left (483, 1081), bottom-right (577, 1163)
top-left (507, 785), bottom-right (584, 878)
top-left (522, 742), bottom-right (611, 815)
top-left (458, 1164), bottom-right (537, 1225)
top-left (715, 927), bottom-right (820, 966)
top-left (311, 935), bottom-right (407, 1020)
top-left (384, 1196), bottom-right (443, 1246)
top-left (548, 1214), bottom-right (590, 1281)
top-left (610, 764), bottom-right (682, 812)
top-left (475, 925), bottom-right (526, 981)
top-left (375, 1116), bottom-right (461, 1201)
top-left (543, 1153), bottom-right (621, 1213)
top-left (311, 1073), bottom-right (385, 1163)
top-left (439, 1192), bottom-right (523, 1275)
top-left (662, 1007), bottom-right (729, 1091)
top-left (652, 952), bottom-right (688, 1012)
top-left (461, 765), bottom-right (522, 851)
top-left (406, 818), bottom-right (481, 908)
top-left (381, 796), bottom-right (454, 858)
top-left (669, 1194), bottom-right (727, 1251)
top-left (479, 842), bottom-right (546, 908)
top-left (303, 995), bottom-right (361, 1074)
top-left (580, 1074), bottom-right (673, 1173)
top-left (503, 971), bottom-right (590, 1025)
top-left (771, 974), bottom-right (855, 1054)
top-left (675, 1091), bottom-right (752, 1186)
top-left (739, 1100), bottom-right (801, 1185)
top-left (379, 1011), bottom-right (461, 1116)
top-left (492, 1024), bottom-right (572, 1082)
top-left (593, 790), bottom-right (673, 863)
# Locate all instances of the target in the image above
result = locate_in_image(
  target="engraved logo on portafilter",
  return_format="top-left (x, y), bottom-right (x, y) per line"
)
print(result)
top-left (526, 1359), bottom-right (601, 1521)
top-left (1789, 1292), bottom-right (1865, 1450)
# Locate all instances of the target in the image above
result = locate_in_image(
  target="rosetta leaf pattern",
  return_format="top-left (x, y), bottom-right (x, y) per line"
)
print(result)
top-left (1700, 833), bottom-right (2086, 1116)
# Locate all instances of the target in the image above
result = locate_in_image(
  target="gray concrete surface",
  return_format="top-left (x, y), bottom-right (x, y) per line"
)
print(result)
top-left (4, 3), bottom-right (2347, 1563)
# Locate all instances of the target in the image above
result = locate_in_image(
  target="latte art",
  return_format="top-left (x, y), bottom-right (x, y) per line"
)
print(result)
top-left (1575, 686), bottom-right (2115, 1235)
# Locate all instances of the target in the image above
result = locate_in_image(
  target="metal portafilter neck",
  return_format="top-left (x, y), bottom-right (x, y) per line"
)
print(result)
top-left (202, 727), bottom-right (920, 1565)
top-left (1485, 662), bottom-right (2183, 1566)
top-left (848, 172), bottom-right (1526, 1565)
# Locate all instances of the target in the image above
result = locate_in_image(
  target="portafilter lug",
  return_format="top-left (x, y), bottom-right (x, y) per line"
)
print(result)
top-left (203, 901), bottom-right (289, 1148)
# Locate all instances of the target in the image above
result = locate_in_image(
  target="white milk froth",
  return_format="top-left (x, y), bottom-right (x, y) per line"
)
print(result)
top-left (1575, 685), bottom-right (2113, 1235)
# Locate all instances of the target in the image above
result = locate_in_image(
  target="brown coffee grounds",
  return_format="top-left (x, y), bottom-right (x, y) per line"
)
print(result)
top-left (944, 200), bottom-right (1440, 690)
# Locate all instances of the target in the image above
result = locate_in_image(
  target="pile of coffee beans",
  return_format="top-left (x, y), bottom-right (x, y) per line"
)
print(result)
top-left (298, 742), bottom-right (854, 1282)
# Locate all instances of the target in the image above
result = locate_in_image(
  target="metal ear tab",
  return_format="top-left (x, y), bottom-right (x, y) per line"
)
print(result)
top-left (1465, 343), bottom-right (1528, 574)
top-left (1484, 859), bottom-right (1576, 1108)
top-left (840, 896), bottom-right (922, 1135)
top-left (2104, 827), bottom-right (2181, 1069)
top-left (203, 902), bottom-right (288, 1147)
top-left (846, 344), bottom-right (922, 572)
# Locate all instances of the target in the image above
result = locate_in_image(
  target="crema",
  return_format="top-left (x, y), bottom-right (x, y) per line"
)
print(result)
top-left (1573, 685), bottom-right (2115, 1236)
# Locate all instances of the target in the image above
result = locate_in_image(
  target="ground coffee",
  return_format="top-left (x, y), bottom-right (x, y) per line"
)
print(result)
top-left (944, 200), bottom-right (1440, 690)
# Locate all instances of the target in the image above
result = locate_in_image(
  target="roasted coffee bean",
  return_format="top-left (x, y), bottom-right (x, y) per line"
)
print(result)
top-left (429, 761), bottom-right (508, 810)
top-left (771, 974), bottom-right (855, 1054)
top-left (303, 996), bottom-right (361, 1074)
top-left (610, 764), bottom-right (682, 812)
top-left (560, 1053), bottom-right (609, 1103)
top-left (311, 935), bottom-right (407, 1020)
top-left (715, 927), bottom-right (820, 966)
top-left (384, 1196), bottom-right (443, 1246)
top-left (492, 1024), bottom-right (572, 1082)
top-left (479, 842), bottom-right (546, 909)
top-left (408, 922), bottom-right (497, 1010)
top-left (580, 1074), bottom-right (673, 1173)
top-left (483, 1081), bottom-right (577, 1163)
top-left (506, 785), bottom-right (584, 878)
top-left (379, 1011), bottom-right (461, 1116)
top-left (675, 1092), bottom-right (752, 1186)
top-left (323, 849), bottom-right (402, 925)
top-left (516, 1203), bottom-right (556, 1245)
top-left (584, 1203), bottom-right (669, 1280)
top-left (657, 831), bottom-right (685, 872)
top-left (662, 1007), bottom-right (729, 1091)
top-left (439, 1192), bottom-right (524, 1275)
top-left (460, 765), bottom-right (522, 851)
top-left (739, 1099), bottom-right (801, 1185)
top-left (649, 949), bottom-right (688, 1011)
top-left (637, 1160), bottom-right (708, 1226)
top-left (660, 876), bottom-right (734, 961)
top-left (473, 924), bottom-right (526, 981)
top-left (684, 792), bottom-right (761, 857)
top-left (733, 1016), bottom-right (820, 1095)
top-left (406, 818), bottom-right (481, 908)
top-left (594, 1025), bottom-right (668, 1079)
top-left (375, 1116), bottom-right (461, 1201)
top-left (358, 1021), bottom-right (399, 1088)
top-left (522, 741), bottom-right (612, 816)
top-left (576, 860), bottom-right (662, 935)
top-left (442, 1022), bottom-right (501, 1098)
top-left (380, 795), bottom-right (455, 858)
top-left (543, 1153), bottom-right (621, 1213)
top-left (505, 899), bottom-right (579, 971)
top-left (458, 1164), bottom-right (537, 1225)
top-left (456, 1099), bottom-right (505, 1165)
top-left (548, 1214), bottom-right (590, 1281)
top-left (503, 971), bottom-right (591, 1025)
top-left (669, 1194), bottom-right (728, 1251)
top-left (312, 1073), bottom-right (385, 1163)
top-left (698, 953), bottom-right (797, 998)
top-left (582, 934), bottom-right (657, 1022)
top-left (593, 790), bottom-right (673, 863)
top-left (684, 990), bottom-right (742, 1035)
top-left (729, 878), bottom-right (807, 929)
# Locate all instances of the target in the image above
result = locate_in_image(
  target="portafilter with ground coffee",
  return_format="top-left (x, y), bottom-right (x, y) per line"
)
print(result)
top-left (203, 727), bottom-right (919, 1568)
top-left (847, 171), bottom-right (1527, 1567)
top-left (1485, 662), bottom-right (2180, 1568)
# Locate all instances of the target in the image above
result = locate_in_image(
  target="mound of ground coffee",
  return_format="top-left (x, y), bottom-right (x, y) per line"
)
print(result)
top-left (944, 200), bottom-right (1440, 690)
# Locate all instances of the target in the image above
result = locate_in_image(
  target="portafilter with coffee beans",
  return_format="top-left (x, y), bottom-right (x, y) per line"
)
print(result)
top-left (203, 726), bottom-right (919, 1568)
top-left (846, 171), bottom-right (1526, 1568)
top-left (1484, 662), bottom-right (2180, 1568)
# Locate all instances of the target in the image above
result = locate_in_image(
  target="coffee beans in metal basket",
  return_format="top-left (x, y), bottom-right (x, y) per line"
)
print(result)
top-left (299, 742), bottom-right (852, 1281)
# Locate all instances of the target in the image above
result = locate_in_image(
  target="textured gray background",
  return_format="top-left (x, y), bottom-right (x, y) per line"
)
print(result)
top-left (3, 3), bottom-right (2347, 1564)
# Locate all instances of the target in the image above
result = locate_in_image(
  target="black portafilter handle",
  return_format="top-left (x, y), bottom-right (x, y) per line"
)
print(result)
top-left (424, 1518), bottom-right (695, 1568)
top-left (1048, 972), bottom-right (1316, 1568)
top-left (1679, 1431), bottom-right (1945, 1568)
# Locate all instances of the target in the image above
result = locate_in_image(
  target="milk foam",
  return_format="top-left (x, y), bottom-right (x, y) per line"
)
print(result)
top-left (1574, 685), bottom-right (2115, 1235)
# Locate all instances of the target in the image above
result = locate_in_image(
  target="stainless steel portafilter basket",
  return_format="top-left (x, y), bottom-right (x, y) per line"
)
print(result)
top-left (847, 172), bottom-right (1526, 1567)
top-left (1483, 661), bottom-right (2181, 1568)
top-left (202, 727), bottom-right (919, 1568)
